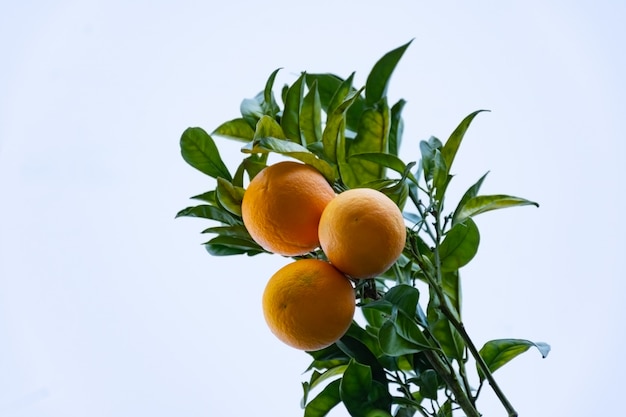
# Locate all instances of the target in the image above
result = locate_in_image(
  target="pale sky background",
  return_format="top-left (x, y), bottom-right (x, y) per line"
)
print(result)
top-left (1, 1), bottom-right (624, 416)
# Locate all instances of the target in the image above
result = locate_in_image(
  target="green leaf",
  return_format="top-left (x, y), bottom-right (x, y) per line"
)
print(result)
top-left (204, 235), bottom-right (264, 256)
top-left (241, 136), bottom-right (336, 181)
top-left (304, 379), bottom-right (342, 417)
top-left (212, 118), bottom-right (256, 142)
top-left (337, 328), bottom-right (387, 384)
top-left (180, 127), bottom-right (232, 180)
top-left (175, 204), bottom-right (240, 226)
top-left (322, 74), bottom-right (362, 163)
top-left (438, 218), bottom-right (480, 271)
top-left (252, 114), bottom-right (286, 140)
top-left (361, 304), bottom-right (387, 330)
top-left (340, 360), bottom-right (372, 414)
top-left (416, 369), bottom-right (439, 400)
top-left (241, 154), bottom-right (267, 181)
top-left (441, 270), bottom-right (462, 316)
top-left (240, 95), bottom-right (264, 127)
top-left (365, 40), bottom-right (412, 106)
top-left (306, 365), bottom-right (348, 395)
top-left (383, 285), bottom-right (420, 318)
top-left (478, 339), bottom-right (551, 382)
top-left (301, 79), bottom-right (323, 144)
top-left (263, 68), bottom-right (282, 113)
top-left (451, 172), bottom-right (489, 225)
top-left (394, 405), bottom-right (418, 417)
top-left (388, 99), bottom-right (406, 157)
top-left (378, 310), bottom-right (432, 357)
top-left (426, 306), bottom-right (464, 362)
top-left (346, 104), bottom-right (390, 186)
top-left (201, 224), bottom-right (252, 238)
top-left (340, 360), bottom-right (392, 417)
top-left (305, 73), bottom-right (365, 133)
top-left (215, 178), bottom-right (245, 217)
top-left (453, 194), bottom-right (540, 225)
top-left (419, 136), bottom-right (442, 182)
top-left (349, 153), bottom-right (418, 184)
top-left (441, 110), bottom-right (489, 174)
top-left (281, 72), bottom-right (306, 144)
top-left (432, 149), bottom-right (449, 200)
top-left (190, 190), bottom-right (216, 204)
top-left (379, 320), bottom-right (423, 356)
top-left (436, 400), bottom-right (453, 417)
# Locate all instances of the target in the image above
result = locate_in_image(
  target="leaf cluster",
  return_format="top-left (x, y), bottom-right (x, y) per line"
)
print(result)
top-left (176, 41), bottom-right (549, 417)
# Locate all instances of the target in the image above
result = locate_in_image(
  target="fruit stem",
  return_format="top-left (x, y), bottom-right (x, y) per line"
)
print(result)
top-left (427, 188), bottom-right (517, 417)
top-left (422, 350), bottom-right (481, 417)
top-left (440, 307), bottom-right (519, 417)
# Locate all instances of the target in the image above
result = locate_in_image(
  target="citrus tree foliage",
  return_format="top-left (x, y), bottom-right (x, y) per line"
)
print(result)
top-left (177, 41), bottom-right (550, 417)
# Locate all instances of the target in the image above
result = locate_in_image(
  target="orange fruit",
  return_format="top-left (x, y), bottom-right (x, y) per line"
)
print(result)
top-left (241, 161), bottom-right (335, 256)
top-left (262, 259), bottom-right (355, 351)
top-left (318, 188), bottom-right (406, 279)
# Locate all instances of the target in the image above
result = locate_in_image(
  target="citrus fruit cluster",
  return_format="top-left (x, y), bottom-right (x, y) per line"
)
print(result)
top-left (241, 160), bottom-right (406, 350)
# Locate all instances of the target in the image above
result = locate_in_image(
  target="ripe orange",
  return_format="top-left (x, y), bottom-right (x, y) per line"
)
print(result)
top-left (318, 188), bottom-right (406, 279)
top-left (241, 161), bottom-right (336, 256)
top-left (262, 259), bottom-right (355, 351)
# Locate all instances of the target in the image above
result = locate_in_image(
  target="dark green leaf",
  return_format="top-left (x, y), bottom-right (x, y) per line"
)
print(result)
top-left (180, 127), bottom-right (232, 180)
top-left (383, 285), bottom-right (420, 318)
top-left (212, 118), bottom-right (255, 142)
top-left (241, 136), bottom-right (336, 181)
top-left (453, 194), bottom-right (540, 225)
top-left (438, 218), bottom-right (480, 271)
top-left (365, 40), bottom-right (413, 106)
top-left (281, 72), bottom-right (306, 144)
top-left (441, 110), bottom-right (489, 174)
top-left (394, 406), bottom-right (417, 417)
top-left (341, 321), bottom-right (384, 359)
top-left (201, 224), bottom-right (252, 238)
top-left (361, 304), bottom-right (388, 329)
top-left (389, 99), bottom-right (406, 157)
top-left (301, 79), bottom-right (323, 144)
top-left (215, 178), bottom-right (245, 217)
top-left (175, 205), bottom-right (240, 226)
top-left (306, 343), bottom-right (351, 371)
top-left (263, 68), bottom-right (281, 112)
top-left (478, 339), bottom-right (551, 382)
top-left (337, 327), bottom-right (387, 384)
top-left (417, 369), bottom-right (439, 400)
top-left (204, 235), bottom-right (264, 256)
top-left (190, 191), bottom-right (216, 204)
top-left (340, 360), bottom-right (392, 417)
top-left (436, 400), bottom-right (453, 417)
top-left (393, 314), bottom-right (432, 350)
top-left (304, 379), bottom-right (341, 417)
top-left (426, 306), bottom-right (464, 362)
top-left (379, 320), bottom-right (423, 356)
top-left (378, 311), bottom-right (432, 357)
top-left (340, 360), bottom-right (372, 416)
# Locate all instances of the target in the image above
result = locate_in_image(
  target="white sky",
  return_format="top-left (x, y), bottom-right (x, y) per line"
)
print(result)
top-left (1, 1), bottom-right (624, 416)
